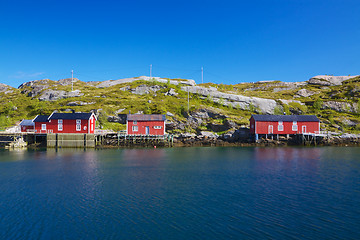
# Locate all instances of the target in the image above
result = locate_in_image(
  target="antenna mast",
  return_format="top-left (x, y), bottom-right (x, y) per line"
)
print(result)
top-left (150, 64), bottom-right (152, 78)
top-left (71, 70), bottom-right (74, 91)
top-left (201, 67), bottom-right (203, 84)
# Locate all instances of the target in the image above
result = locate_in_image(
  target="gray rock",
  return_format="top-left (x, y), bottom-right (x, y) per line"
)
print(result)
top-left (339, 117), bottom-right (358, 127)
top-left (340, 133), bottom-right (360, 139)
top-left (18, 79), bottom-right (52, 97)
top-left (131, 85), bottom-right (163, 95)
top-left (199, 131), bottom-right (218, 138)
top-left (58, 78), bottom-right (80, 86)
top-left (38, 89), bottom-right (84, 101)
top-left (165, 88), bottom-right (178, 96)
top-left (322, 101), bottom-right (358, 113)
top-left (67, 101), bottom-right (94, 106)
top-left (96, 76), bottom-right (196, 88)
top-left (114, 108), bottom-right (126, 114)
top-left (296, 89), bottom-right (316, 98)
top-left (187, 116), bottom-right (203, 129)
top-left (166, 112), bottom-right (175, 117)
top-left (308, 75), bottom-right (358, 86)
top-left (279, 99), bottom-right (305, 105)
top-left (178, 133), bottom-right (197, 138)
top-left (107, 114), bottom-right (127, 124)
top-left (182, 86), bottom-right (279, 114)
top-left (0, 83), bottom-right (14, 93)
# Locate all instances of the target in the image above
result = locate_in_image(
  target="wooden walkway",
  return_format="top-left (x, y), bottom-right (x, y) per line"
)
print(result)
top-left (97, 132), bottom-right (174, 147)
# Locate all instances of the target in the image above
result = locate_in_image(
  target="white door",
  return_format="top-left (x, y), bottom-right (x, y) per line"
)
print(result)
top-left (302, 125), bottom-right (306, 133)
top-left (268, 125), bottom-right (273, 134)
top-left (146, 126), bottom-right (150, 135)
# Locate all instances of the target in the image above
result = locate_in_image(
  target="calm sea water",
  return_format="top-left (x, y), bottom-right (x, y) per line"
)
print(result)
top-left (0, 147), bottom-right (359, 240)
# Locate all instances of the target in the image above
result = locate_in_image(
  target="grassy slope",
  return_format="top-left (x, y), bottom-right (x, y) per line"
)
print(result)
top-left (1, 77), bottom-right (359, 133)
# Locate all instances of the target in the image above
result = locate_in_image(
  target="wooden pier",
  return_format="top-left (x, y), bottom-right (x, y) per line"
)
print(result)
top-left (296, 132), bottom-right (329, 146)
top-left (97, 132), bottom-right (174, 147)
top-left (0, 132), bottom-right (27, 148)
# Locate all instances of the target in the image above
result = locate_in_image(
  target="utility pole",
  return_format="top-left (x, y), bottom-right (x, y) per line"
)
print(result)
top-left (187, 86), bottom-right (190, 113)
top-left (150, 64), bottom-right (152, 78)
top-left (201, 67), bottom-right (204, 84)
top-left (71, 70), bottom-right (74, 91)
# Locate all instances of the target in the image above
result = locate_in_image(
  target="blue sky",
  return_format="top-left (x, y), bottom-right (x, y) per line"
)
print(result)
top-left (1, 0), bottom-right (359, 87)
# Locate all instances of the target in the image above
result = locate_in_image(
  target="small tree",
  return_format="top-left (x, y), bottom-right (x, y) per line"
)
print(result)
top-left (313, 98), bottom-right (323, 111)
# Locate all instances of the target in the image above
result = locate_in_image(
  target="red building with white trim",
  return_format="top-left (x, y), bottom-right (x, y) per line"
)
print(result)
top-left (20, 120), bottom-right (35, 132)
top-left (126, 114), bottom-right (166, 135)
top-left (33, 112), bottom-right (96, 134)
top-left (250, 115), bottom-right (320, 140)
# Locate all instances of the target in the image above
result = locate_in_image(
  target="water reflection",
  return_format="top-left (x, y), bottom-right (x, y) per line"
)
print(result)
top-left (0, 147), bottom-right (360, 240)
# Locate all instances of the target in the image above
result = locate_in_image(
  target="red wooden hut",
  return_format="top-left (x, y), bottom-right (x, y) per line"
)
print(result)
top-left (33, 112), bottom-right (96, 134)
top-left (20, 120), bottom-right (35, 132)
top-left (250, 115), bottom-right (320, 140)
top-left (126, 114), bottom-right (166, 135)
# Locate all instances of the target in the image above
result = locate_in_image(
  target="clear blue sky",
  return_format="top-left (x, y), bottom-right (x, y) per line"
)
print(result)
top-left (1, 0), bottom-right (359, 87)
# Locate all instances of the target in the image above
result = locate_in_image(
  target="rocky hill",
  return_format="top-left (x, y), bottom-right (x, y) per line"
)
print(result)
top-left (0, 75), bottom-right (359, 135)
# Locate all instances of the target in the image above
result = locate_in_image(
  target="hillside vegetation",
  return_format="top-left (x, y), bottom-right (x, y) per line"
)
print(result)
top-left (0, 75), bottom-right (359, 134)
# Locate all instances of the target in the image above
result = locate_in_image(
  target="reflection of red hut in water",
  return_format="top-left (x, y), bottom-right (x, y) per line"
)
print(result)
top-left (250, 115), bottom-right (320, 141)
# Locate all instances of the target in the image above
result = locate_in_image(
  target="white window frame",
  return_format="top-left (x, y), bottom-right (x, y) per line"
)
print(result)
top-left (132, 125), bottom-right (138, 132)
top-left (154, 126), bottom-right (162, 129)
top-left (278, 124), bottom-right (284, 131)
top-left (58, 119), bottom-right (63, 131)
top-left (292, 124), bottom-right (298, 131)
top-left (76, 119), bottom-right (81, 131)
top-left (133, 120), bottom-right (137, 125)
top-left (41, 124), bottom-right (46, 131)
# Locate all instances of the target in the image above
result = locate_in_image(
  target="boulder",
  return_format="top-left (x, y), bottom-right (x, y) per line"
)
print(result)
top-left (107, 114), bottom-right (127, 124)
top-left (296, 89), bottom-right (316, 98)
top-left (165, 88), bottom-right (178, 96)
top-left (199, 131), bottom-right (218, 138)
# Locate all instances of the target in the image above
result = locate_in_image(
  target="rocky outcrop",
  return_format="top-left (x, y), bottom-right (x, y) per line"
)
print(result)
top-left (182, 86), bottom-right (279, 114)
top-left (18, 79), bottom-right (52, 97)
top-left (58, 78), bottom-right (80, 86)
top-left (295, 89), bottom-right (316, 98)
top-left (38, 89), bottom-right (84, 101)
top-left (0, 83), bottom-right (14, 94)
top-left (96, 76), bottom-right (196, 88)
top-left (308, 75), bottom-right (358, 86)
top-left (322, 101), bottom-right (358, 113)
top-left (164, 88), bottom-right (178, 96)
top-left (130, 85), bottom-right (164, 95)
top-left (66, 101), bottom-right (95, 106)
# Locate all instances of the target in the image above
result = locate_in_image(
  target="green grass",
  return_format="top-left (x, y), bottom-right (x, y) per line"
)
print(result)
top-left (0, 77), bottom-right (359, 134)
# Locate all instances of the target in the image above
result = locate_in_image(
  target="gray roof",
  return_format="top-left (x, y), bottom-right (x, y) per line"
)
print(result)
top-left (49, 113), bottom-right (93, 120)
top-left (251, 115), bottom-right (320, 122)
top-left (127, 114), bottom-right (166, 121)
top-left (33, 115), bottom-right (50, 122)
top-left (20, 119), bottom-right (34, 126)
